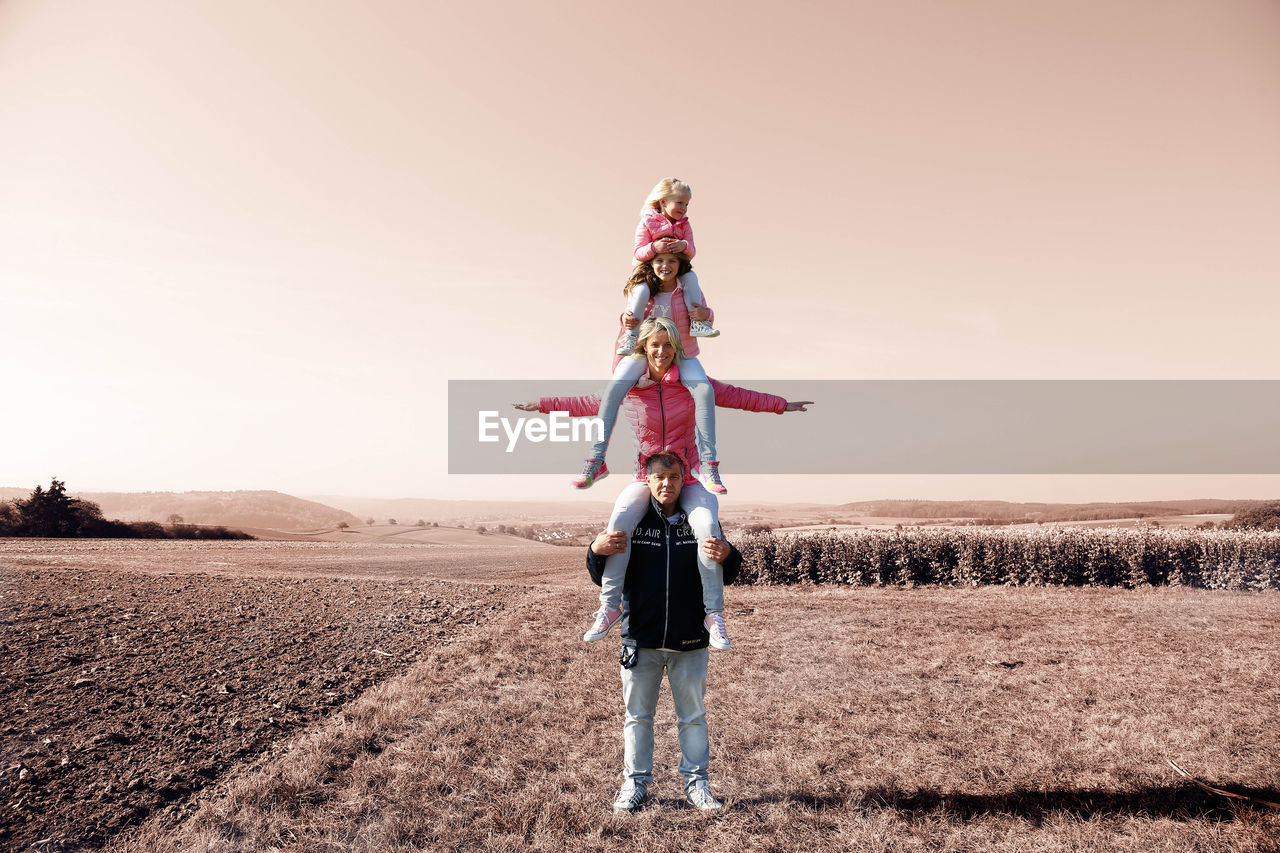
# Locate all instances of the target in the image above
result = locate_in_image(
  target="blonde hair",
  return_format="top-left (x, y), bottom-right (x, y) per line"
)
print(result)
top-left (623, 253), bottom-right (694, 296)
top-left (632, 316), bottom-right (685, 362)
top-left (643, 177), bottom-right (692, 213)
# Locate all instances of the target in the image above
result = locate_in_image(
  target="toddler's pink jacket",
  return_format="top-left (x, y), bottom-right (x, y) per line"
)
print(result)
top-left (633, 209), bottom-right (696, 263)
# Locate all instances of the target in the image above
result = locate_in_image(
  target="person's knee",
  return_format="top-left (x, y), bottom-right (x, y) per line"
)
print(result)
top-left (685, 507), bottom-right (721, 539)
top-left (686, 378), bottom-right (713, 399)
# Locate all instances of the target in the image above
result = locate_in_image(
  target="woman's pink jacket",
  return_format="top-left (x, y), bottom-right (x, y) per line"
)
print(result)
top-left (538, 364), bottom-right (786, 483)
top-left (633, 210), bottom-right (696, 263)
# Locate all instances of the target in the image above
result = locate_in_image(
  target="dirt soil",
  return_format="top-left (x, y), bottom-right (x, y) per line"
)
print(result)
top-left (0, 556), bottom-right (510, 851)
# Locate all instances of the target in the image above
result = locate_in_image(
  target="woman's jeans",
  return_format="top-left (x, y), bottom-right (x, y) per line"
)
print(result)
top-left (599, 480), bottom-right (724, 614)
top-left (621, 646), bottom-right (710, 790)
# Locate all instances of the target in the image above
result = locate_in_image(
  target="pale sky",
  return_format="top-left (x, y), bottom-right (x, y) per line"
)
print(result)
top-left (3, 0), bottom-right (1279, 504)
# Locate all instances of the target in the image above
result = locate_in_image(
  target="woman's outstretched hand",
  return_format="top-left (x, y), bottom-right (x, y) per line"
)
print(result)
top-left (687, 302), bottom-right (711, 322)
top-left (784, 400), bottom-right (814, 412)
top-left (512, 401), bottom-right (539, 412)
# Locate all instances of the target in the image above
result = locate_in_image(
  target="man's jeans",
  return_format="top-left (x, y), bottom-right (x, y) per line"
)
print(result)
top-left (621, 646), bottom-right (710, 789)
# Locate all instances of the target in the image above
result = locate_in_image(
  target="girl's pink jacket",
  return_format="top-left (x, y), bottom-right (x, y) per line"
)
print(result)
top-left (539, 364), bottom-right (787, 483)
top-left (633, 209), bottom-right (696, 263)
top-left (614, 283), bottom-right (714, 361)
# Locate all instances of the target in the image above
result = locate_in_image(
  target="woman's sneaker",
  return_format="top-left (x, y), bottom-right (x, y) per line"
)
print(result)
top-left (583, 605), bottom-right (622, 642)
top-left (616, 330), bottom-right (639, 355)
top-left (699, 461), bottom-right (727, 495)
top-left (704, 611), bottom-right (731, 650)
top-left (689, 320), bottom-right (720, 338)
top-left (572, 458), bottom-right (608, 489)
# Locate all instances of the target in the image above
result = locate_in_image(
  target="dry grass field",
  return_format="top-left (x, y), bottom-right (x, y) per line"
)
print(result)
top-left (2, 539), bottom-right (1277, 852)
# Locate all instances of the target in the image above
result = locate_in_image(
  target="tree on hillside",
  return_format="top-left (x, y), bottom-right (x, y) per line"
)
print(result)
top-left (0, 501), bottom-right (21, 535)
top-left (13, 478), bottom-right (106, 537)
top-left (389, 518), bottom-right (398, 525)
top-left (167, 514), bottom-right (184, 525)
top-left (0, 479), bottom-right (253, 540)
top-left (416, 519), bottom-right (426, 527)
top-left (337, 521), bottom-right (349, 530)
top-left (1229, 501), bottom-right (1280, 531)
top-left (366, 518), bottom-right (374, 526)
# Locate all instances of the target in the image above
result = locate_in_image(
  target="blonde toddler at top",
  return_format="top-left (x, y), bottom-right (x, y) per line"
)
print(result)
top-left (616, 177), bottom-right (719, 357)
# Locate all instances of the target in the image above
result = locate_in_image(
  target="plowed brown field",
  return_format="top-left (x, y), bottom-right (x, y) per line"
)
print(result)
top-left (0, 538), bottom-right (573, 851)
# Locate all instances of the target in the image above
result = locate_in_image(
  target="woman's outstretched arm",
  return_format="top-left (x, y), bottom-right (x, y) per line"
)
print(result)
top-left (707, 379), bottom-right (814, 415)
top-left (511, 395), bottom-right (603, 417)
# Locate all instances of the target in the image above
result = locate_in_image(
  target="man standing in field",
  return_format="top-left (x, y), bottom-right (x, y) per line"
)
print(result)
top-left (586, 451), bottom-right (741, 813)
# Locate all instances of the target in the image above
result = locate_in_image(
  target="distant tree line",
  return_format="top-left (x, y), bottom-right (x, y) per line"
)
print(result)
top-left (1225, 501), bottom-right (1280, 531)
top-left (0, 479), bottom-right (254, 540)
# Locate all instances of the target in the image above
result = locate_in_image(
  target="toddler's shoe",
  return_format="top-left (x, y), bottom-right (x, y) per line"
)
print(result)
top-left (689, 320), bottom-right (720, 338)
top-left (699, 461), bottom-right (727, 495)
top-left (572, 457), bottom-right (608, 489)
top-left (583, 605), bottom-right (623, 642)
top-left (705, 611), bottom-right (731, 651)
top-left (616, 330), bottom-right (640, 355)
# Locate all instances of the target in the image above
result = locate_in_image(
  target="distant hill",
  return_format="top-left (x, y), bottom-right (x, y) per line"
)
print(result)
top-left (5, 486), bottom-right (1275, 532)
top-left (305, 495), bottom-right (614, 525)
top-left (835, 498), bottom-right (1267, 522)
top-left (0, 488), bottom-right (360, 531)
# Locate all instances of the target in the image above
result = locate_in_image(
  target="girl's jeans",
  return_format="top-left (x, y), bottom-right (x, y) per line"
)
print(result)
top-left (592, 356), bottom-right (717, 463)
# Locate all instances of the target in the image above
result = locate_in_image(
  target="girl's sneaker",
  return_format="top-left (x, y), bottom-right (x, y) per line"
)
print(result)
top-left (689, 320), bottom-right (720, 338)
top-left (616, 331), bottom-right (640, 355)
top-left (705, 611), bottom-right (731, 650)
top-left (699, 461), bottom-right (727, 495)
top-left (584, 605), bottom-right (623, 642)
top-left (572, 458), bottom-right (608, 489)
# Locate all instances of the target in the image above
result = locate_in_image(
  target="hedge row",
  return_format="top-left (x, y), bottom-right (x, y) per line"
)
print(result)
top-left (733, 527), bottom-right (1280, 590)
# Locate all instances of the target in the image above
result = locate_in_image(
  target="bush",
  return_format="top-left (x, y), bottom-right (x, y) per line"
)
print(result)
top-left (733, 527), bottom-right (1280, 591)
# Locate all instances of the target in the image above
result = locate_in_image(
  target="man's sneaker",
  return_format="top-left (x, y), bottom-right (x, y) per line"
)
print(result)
top-left (689, 320), bottom-right (720, 339)
top-left (616, 330), bottom-right (640, 355)
top-left (572, 457), bottom-right (608, 489)
top-left (613, 780), bottom-right (647, 813)
top-left (698, 461), bottom-right (727, 495)
top-left (684, 780), bottom-right (723, 811)
top-left (583, 605), bottom-right (622, 642)
top-left (705, 611), bottom-right (731, 651)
